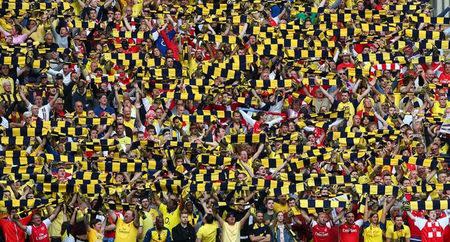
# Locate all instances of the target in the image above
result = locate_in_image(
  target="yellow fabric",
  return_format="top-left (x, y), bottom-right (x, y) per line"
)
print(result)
top-left (386, 225), bottom-right (411, 241)
top-left (222, 222), bottom-right (240, 242)
top-left (87, 228), bottom-right (104, 242)
top-left (188, 213), bottom-right (199, 226)
top-left (274, 202), bottom-right (289, 213)
top-left (139, 209), bottom-right (159, 242)
top-left (25, 25), bottom-right (46, 43)
top-left (197, 223), bottom-right (218, 242)
top-left (131, 0), bottom-right (144, 17)
top-left (362, 223), bottom-right (383, 242)
top-left (431, 101), bottom-right (449, 116)
top-left (148, 229), bottom-right (170, 242)
top-left (118, 136), bottom-right (132, 146)
top-left (115, 217), bottom-right (138, 242)
top-left (337, 102), bottom-right (355, 120)
top-left (0, 19), bottom-right (12, 32)
top-left (48, 207), bottom-right (66, 237)
top-left (159, 203), bottom-right (181, 232)
top-left (123, 118), bottom-right (136, 131)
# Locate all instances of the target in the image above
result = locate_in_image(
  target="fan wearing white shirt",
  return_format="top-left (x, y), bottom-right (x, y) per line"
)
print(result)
top-left (19, 89), bottom-right (59, 121)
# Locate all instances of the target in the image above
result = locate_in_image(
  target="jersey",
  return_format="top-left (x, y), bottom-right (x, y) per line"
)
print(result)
top-left (26, 219), bottom-right (52, 242)
top-left (386, 224), bottom-right (411, 242)
top-left (197, 223), bottom-right (218, 242)
top-left (222, 222), bottom-right (240, 242)
top-left (311, 220), bottom-right (333, 242)
top-left (158, 203), bottom-right (181, 232)
top-left (87, 228), bottom-right (104, 242)
top-left (339, 220), bottom-right (363, 242)
top-left (115, 216), bottom-right (138, 242)
top-left (362, 221), bottom-right (385, 242)
top-left (415, 217), bottom-right (449, 242)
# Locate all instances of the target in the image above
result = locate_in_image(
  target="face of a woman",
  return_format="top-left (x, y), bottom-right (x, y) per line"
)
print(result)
top-left (277, 212), bottom-right (284, 222)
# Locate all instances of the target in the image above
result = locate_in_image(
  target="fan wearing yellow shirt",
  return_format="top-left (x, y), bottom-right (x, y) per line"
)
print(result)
top-left (362, 197), bottom-right (395, 242)
top-left (87, 218), bottom-right (106, 242)
top-left (386, 216), bottom-right (411, 242)
top-left (143, 216), bottom-right (171, 242)
top-left (273, 195), bottom-right (289, 214)
top-left (214, 208), bottom-right (251, 242)
top-left (336, 90), bottom-right (356, 120)
top-left (107, 208), bottom-right (140, 242)
top-left (196, 214), bottom-right (218, 242)
top-left (140, 198), bottom-right (160, 242)
top-left (155, 194), bottom-right (182, 233)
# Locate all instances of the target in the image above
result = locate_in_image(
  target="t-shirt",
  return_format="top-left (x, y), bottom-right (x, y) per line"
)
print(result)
top-left (273, 202), bottom-right (289, 214)
top-left (159, 203), bottom-right (181, 232)
top-left (115, 216), bottom-right (138, 242)
top-left (197, 223), bottom-right (218, 242)
top-left (28, 103), bottom-right (51, 121)
top-left (414, 217), bottom-right (449, 231)
top-left (0, 214), bottom-right (33, 242)
top-left (339, 220), bottom-right (363, 242)
top-left (362, 221), bottom-right (385, 242)
top-left (222, 222), bottom-right (240, 242)
top-left (337, 101), bottom-right (355, 120)
top-left (87, 228), bottom-right (104, 242)
top-left (145, 227), bottom-right (171, 242)
top-left (386, 224), bottom-right (411, 242)
top-left (311, 220), bottom-right (333, 242)
top-left (26, 218), bottom-right (52, 242)
top-left (140, 209), bottom-right (159, 241)
top-left (251, 222), bottom-right (271, 238)
top-left (48, 207), bottom-right (65, 238)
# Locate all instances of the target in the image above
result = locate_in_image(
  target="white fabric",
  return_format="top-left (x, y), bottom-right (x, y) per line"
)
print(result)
top-left (28, 103), bottom-right (51, 121)
top-left (0, 116), bottom-right (9, 128)
top-left (26, 218), bottom-right (51, 235)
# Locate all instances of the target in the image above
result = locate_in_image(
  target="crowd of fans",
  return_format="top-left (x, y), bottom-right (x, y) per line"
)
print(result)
top-left (0, 0), bottom-right (450, 242)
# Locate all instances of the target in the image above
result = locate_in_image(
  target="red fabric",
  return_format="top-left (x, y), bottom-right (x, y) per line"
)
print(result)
top-left (253, 121), bottom-right (262, 134)
top-left (312, 223), bottom-right (333, 242)
top-left (338, 223), bottom-right (360, 242)
top-left (104, 211), bottom-right (121, 238)
top-left (404, 210), bottom-right (424, 238)
top-left (0, 214), bottom-right (33, 242)
top-left (420, 220), bottom-right (445, 242)
top-left (160, 29), bottom-right (180, 61)
top-left (353, 44), bottom-right (366, 54)
top-left (439, 72), bottom-right (450, 84)
top-left (29, 223), bottom-right (50, 242)
top-left (337, 62), bottom-right (354, 71)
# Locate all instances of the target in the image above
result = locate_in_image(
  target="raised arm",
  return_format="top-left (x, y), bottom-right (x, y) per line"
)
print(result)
top-left (239, 208), bottom-right (252, 229)
top-left (108, 208), bottom-right (118, 222)
top-left (133, 208), bottom-right (140, 228)
top-left (357, 85), bottom-right (371, 103)
top-left (251, 143), bottom-right (265, 161)
top-left (18, 87), bottom-right (32, 107)
top-left (13, 218), bottom-right (27, 231)
top-left (48, 204), bottom-right (62, 221)
top-left (363, 196), bottom-right (370, 222)
top-left (300, 209), bottom-right (312, 224)
top-left (319, 85), bottom-right (334, 103)
top-left (214, 211), bottom-right (224, 227)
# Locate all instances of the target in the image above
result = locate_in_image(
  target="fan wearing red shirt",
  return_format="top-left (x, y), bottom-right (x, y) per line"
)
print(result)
top-left (439, 63), bottom-right (450, 85)
top-left (301, 211), bottom-right (334, 242)
top-left (339, 212), bottom-right (363, 242)
top-left (0, 207), bottom-right (34, 242)
top-left (336, 51), bottom-right (355, 71)
top-left (13, 205), bottom-right (62, 242)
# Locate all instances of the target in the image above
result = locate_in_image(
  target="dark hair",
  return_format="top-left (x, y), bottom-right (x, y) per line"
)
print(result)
top-left (90, 218), bottom-right (101, 227)
top-left (205, 214), bottom-right (214, 224)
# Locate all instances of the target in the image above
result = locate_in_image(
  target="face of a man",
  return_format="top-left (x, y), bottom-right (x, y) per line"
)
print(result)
top-left (180, 213), bottom-right (189, 224)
